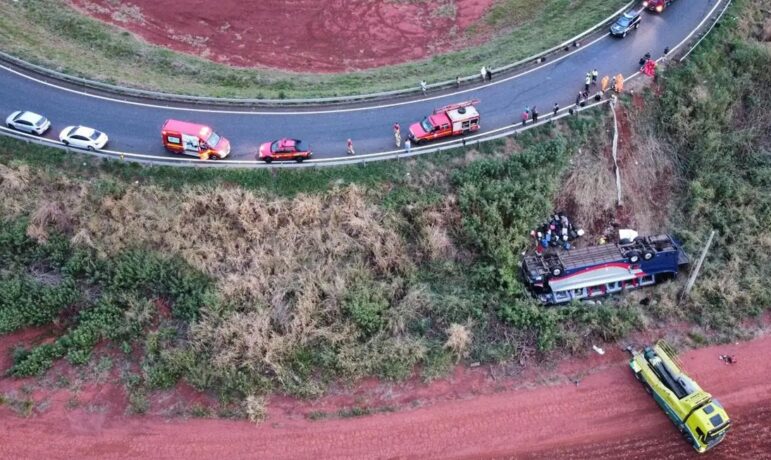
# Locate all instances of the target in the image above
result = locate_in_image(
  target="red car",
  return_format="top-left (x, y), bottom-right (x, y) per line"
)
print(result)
top-left (642, 0), bottom-right (674, 13)
top-left (257, 138), bottom-right (312, 163)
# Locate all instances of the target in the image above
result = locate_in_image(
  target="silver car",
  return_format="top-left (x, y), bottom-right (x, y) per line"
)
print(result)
top-left (6, 111), bottom-right (52, 135)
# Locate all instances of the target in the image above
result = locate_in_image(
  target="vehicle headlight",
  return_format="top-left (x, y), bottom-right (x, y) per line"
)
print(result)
top-left (642, 0), bottom-right (649, 6)
top-left (656, 5), bottom-right (663, 12)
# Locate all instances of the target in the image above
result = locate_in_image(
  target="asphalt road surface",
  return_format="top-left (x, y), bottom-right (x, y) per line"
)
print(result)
top-left (0, 1), bottom-right (720, 162)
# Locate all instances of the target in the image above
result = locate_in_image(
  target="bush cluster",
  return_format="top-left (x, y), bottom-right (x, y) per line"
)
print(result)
top-left (1, 220), bottom-right (216, 377)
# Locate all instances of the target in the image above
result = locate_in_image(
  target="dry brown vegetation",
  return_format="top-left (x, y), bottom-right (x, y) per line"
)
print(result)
top-left (0, 163), bottom-right (462, 386)
top-left (555, 104), bottom-right (677, 243)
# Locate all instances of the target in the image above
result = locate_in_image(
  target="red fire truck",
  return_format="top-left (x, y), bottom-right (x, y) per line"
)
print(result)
top-left (408, 100), bottom-right (480, 144)
top-left (642, 0), bottom-right (674, 13)
top-left (161, 119), bottom-right (231, 160)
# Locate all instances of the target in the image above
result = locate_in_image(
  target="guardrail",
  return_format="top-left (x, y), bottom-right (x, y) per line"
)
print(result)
top-left (678, 0), bottom-right (732, 62)
top-left (0, 0), bottom-right (634, 107)
top-left (0, 0), bottom-right (729, 170)
top-left (0, 99), bottom-right (611, 168)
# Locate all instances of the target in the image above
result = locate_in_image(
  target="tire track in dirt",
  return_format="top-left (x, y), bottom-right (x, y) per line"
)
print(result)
top-left (2, 335), bottom-right (770, 459)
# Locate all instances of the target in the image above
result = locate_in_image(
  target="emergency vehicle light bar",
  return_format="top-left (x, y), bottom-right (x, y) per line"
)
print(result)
top-left (433, 99), bottom-right (480, 114)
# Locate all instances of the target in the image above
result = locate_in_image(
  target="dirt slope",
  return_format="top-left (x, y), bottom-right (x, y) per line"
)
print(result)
top-left (2, 336), bottom-right (770, 459)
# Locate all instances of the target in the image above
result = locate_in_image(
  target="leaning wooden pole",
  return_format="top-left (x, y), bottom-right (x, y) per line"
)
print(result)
top-left (681, 230), bottom-right (716, 301)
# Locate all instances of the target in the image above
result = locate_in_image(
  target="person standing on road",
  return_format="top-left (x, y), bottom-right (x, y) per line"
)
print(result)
top-left (521, 110), bottom-right (529, 126)
top-left (393, 122), bottom-right (401, 148)
top-left (486, 67), bottom-right (492, 81)
top-left (404, 137), bottom-right (411, 154)
top-left (553, 102), bottom-right (559, 117)
top-left (584, 74), bottom-right (591, 92)
top-left (614, 74), bottom-right (624, 93)
top-left (456, 75), bottom-right (461, 88)
top-left (601, 75), bottom-right (610, 92)
top-left (575, 92), bottom-right (582, 107)
top-left (480, 66), bottom-right (487, 82)
top-left (532, 106), bottom-right (539, 123)
top-left (591, 69), bottom-right (599, 86)
top-left (420, 80), bottom-right (427, 95)
top-left (346, 138), bottom-right (355, 156)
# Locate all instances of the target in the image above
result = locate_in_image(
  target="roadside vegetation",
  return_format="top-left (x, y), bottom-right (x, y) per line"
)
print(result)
top-left (0, 0), bottom-right (627, 98)
top-left (0, 0), bottom-right (768, 419)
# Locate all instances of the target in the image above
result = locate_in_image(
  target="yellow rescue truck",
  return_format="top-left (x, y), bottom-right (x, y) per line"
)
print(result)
top-left (629, 341), bottom-right (730, 453)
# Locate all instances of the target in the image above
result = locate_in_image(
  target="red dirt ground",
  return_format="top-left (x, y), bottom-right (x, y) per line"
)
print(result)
top-left (2, 334), bottom-right (771, 459)
top-left (67, 0), bottom-right (496, 72)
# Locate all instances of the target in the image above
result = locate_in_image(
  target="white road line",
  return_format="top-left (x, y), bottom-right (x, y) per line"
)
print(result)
top-left (625, 0), bottom-right (724, 83)
top-left (0, 34), bottom-right (610, 116)
top-left (0, 0), bottom-right (727, 166)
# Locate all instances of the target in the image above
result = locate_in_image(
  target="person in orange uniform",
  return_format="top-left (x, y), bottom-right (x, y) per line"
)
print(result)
top-left (614, 74), bottom-right (624, 93)
top-left (601, 75), bottom-right (610, 92)
top-left (198, 141), bottom-right (209, 160)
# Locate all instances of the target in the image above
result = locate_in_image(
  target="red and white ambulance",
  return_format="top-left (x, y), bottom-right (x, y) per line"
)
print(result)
top-left (161, 119), bottom-right (231, 160)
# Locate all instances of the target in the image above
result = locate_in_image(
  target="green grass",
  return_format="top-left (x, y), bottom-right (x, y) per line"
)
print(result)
top-left (0, 0), bottom-right (768, 412)
top-left (0, 0), bottom-right (627, 98)
top-left (650, 0), bottom-right (771, 336)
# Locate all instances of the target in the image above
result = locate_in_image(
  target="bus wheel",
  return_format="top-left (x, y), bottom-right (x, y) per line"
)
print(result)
top-left (626, 251), bottom-right (640, 263)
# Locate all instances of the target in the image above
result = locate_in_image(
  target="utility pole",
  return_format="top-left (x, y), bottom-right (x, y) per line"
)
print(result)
top-left (681, 231), bottom-right (716, 302)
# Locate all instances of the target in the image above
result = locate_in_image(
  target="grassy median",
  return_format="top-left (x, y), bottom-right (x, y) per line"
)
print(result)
top-left (0, 0), bottom-right (627, 98)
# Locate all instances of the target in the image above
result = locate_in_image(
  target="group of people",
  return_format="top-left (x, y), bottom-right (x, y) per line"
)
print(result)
top-left (365, 52), bottom-right (657, 156)
top-left (346, 130), bottom-right (413, 156)
top-left (530, 212), bottom-right (585, 253)
top-left (480, 66), bottom-right (493, 82)
top-left (521, 105), bottom-right (540, 126)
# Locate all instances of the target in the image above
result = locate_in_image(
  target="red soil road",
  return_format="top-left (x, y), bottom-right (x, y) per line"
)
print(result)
top-left (67, 0), bottom-right (496, 72)
top-left (2, 337), bottom-right (771, 459)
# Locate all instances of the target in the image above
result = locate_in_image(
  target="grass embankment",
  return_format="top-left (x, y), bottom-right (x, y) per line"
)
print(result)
top-left (0, 0), bottom-right (768, 416)
top-left (0, 0), bottom-right (627, 98)
top-left (652, 0), bottom-right (771, 340)
top-left (1, 115), bottom-right (642, 415)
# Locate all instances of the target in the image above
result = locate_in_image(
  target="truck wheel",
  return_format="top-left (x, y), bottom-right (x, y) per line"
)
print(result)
top-left (643, 250), bottom-right (656, 261)
top-left (635, 23), bottom-right (640, 30)
top-left (264, 157), bottom-right (273, 164)
top-left (627, 252), bottom-right (640, 263)
top-left (551, 267), bottom-right (562, 277)
top-left (295, 156), bottom-right (304, 163)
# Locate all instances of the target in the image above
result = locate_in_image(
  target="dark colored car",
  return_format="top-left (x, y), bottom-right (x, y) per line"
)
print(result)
top-left (610, 10), bottom-right (642, 38)
top-left (257, 138), bottom-right (312, 163)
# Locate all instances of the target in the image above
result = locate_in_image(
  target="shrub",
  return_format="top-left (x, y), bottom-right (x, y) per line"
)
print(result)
top-left (344, 281), bottom-right (389, 338)
top-left (453, 139), bottom-right (570, 294)
top-left (0, 276), bottom-right (79, 333)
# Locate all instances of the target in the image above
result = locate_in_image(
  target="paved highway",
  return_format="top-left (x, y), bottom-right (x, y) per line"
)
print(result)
top-left (0, 1), bottom-right (720, 162)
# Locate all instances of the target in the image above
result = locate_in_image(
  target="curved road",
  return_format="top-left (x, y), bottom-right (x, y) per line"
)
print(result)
top-left (0, 1), bottom-right (720, 163)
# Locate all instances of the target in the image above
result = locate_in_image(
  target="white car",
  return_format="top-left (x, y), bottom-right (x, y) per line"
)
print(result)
top-left (59, 126), bottom-right (109, 151)
top-left (6, 111), bottom-right (51, 135)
